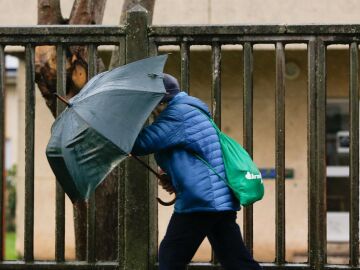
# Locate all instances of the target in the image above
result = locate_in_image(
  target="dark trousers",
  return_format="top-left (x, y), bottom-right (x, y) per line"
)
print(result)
top-left (159, 211), bottom-right (262, 270)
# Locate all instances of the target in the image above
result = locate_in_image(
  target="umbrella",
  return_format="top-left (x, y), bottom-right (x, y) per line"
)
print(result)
top-left (46, 55), bottom-right (168, 203)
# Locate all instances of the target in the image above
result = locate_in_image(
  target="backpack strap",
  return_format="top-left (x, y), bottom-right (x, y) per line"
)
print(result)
top-left (191, 106), bottom-right (221, 134)
top-left (193, 152), bottom-right (228, 184)
top-left (187, 105), bottom-right (229, 184)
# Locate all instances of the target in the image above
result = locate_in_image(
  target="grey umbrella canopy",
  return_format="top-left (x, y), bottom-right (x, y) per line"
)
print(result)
top-left (46, 55), bottom-right (167, 202)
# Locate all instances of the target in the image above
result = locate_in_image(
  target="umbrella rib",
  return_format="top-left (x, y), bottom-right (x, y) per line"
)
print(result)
top-left (54, 93), bottom-right (71, 106)
top-left (70, 88), bottom-right (166, 105)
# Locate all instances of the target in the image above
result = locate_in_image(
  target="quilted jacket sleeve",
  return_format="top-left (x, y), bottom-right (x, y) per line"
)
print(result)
top-left (132, 105), bottom-right (185, 156)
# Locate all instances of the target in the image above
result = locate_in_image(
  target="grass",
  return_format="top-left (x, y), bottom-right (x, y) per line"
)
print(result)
top-left (5, 232), bottom-right (17, 260)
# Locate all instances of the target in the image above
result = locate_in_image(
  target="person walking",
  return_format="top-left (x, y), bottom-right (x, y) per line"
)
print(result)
top-left (132, 73), bottom-right (261, 270)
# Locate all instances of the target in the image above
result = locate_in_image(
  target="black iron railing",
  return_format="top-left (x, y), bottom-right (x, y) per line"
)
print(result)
top-left (0, 6), bottom-right (359, 270)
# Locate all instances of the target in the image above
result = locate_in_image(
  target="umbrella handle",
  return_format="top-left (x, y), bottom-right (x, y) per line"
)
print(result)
top-left (157, 197), bottom-right (176, 206)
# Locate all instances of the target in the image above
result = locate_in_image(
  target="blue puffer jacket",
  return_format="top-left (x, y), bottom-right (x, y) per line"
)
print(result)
top-left (132, 92), bottom-right (240, 213)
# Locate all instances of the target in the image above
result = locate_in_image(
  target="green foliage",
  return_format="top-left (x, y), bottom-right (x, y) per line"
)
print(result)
top-left (5, 165), bottom-right (17, 232)
top-left (5, 232), bottom-right (17, 260)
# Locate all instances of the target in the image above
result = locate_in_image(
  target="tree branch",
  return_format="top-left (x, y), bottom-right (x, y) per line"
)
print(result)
top-left (91, 0), bottom-right (107, 24)
top-left (69, 0), bottom-right (92, 24)
top-left (38, 0), bottom-right (64, 24)
top-left (34, 45), bottom-right (58, 117)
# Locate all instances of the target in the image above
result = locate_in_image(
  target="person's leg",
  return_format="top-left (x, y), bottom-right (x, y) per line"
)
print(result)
top-left (159, 212), bottom-right (211, 270)
top-left (207, 211), bottom-right (262, 270)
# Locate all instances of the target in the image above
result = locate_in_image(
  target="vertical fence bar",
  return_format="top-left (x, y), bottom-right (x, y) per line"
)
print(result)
top-left (55, 45), bottom-right (66, 262)
top-left (124, 6), bottom-right (150, 269)
top-left (24, 44), bottom-right (35, 262)
top-left (315, 39), bottom-right (327, 268)
top-left (0, 45), bottom-right (4, 261)
top-left (211, 42), bottom-right (221, 264)
top-left (243, 42), bottom-right (254, 253)
top-left (307, 38), bottom-right (327, 269)
top-left (148, 156), bottom-right (158, 270)
top-left (88, 45), bottom-right (97, 77)
top-left (180, 41), bottom-right (190, 93)
top-left (148, 37), bottom-right (159, 270)
top-left (308, 39), bottom-right (317, 267)
top-left (86, 44), bottom-right (97, 263)
top-left (275, 42), bottom-right (286, 264)
top-left (117, 36), bottom-right (126, 269)
top-left (211, 43), bottom-right (221, 126)
top-left (349, 42), bottom-right (359, 267)
top-left (149, 38), bottom-right (158, 57)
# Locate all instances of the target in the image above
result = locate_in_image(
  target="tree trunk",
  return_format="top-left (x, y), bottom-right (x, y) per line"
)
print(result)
top-left (36, 0), bottom-right (155, 261)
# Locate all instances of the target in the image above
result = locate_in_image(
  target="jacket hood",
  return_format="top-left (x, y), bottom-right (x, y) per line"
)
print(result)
top-left (169, 92), bottom-right (211, 117)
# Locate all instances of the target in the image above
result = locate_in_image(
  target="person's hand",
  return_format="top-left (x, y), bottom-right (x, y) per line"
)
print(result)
top-left (158, 173), bottom-right (175, 194)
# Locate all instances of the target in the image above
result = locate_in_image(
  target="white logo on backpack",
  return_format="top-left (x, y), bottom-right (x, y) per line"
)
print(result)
top-left (245, 171), bottom-right (262, 181)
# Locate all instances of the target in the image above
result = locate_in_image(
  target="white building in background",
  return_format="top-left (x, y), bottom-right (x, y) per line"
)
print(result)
top-left (5, 55), bottom-right (19, 170)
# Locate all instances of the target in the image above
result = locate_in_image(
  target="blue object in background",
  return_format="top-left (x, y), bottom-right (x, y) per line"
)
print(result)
top-left (259, 168), bottom-right (294, 179)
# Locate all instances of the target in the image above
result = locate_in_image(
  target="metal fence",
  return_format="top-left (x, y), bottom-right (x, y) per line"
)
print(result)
top-left (0, 5), bottom-right (359, 270)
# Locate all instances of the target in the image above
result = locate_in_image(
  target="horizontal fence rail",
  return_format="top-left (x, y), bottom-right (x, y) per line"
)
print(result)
top-left (2, 25), bottom-right (360, 45)
top-left (0, 261), bottom-right (119, 270)
top-left (0, 26), bottom-right (125, 44)
top-left (0, 18), bottom-right (359, 270)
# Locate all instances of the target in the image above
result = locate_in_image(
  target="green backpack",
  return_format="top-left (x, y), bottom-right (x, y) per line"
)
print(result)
top-left (194, 112), bottom-right (265, 206)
